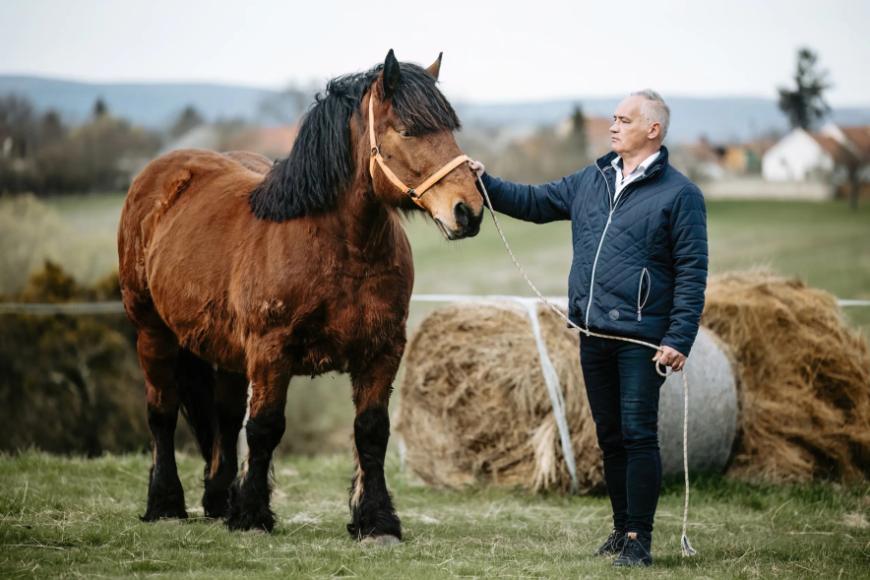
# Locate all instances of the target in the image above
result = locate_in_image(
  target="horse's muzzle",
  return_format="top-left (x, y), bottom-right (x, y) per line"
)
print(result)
top-left (452, 201), bottom-right (483, 239)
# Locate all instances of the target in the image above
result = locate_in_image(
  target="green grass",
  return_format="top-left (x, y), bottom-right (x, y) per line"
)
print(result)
top-left (28, 194), bottom-right (870, 334)
top-left (403, 199), bottom-right (870, 334)
top-left (2, 198), bottom-right (869, 576)
top-left (1, 452), bottom-right (867, 579)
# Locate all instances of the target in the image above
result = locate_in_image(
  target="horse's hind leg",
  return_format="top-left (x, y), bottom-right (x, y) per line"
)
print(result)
top-left (138, 328), bottom-right (187, 521)
top-left (347, 342), bottom-right (404, 543)
top-left (202, 369), bottom-right (247, 518)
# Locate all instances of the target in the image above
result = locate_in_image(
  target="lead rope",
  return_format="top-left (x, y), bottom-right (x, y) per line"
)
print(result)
top-left (474, 174), bottom-right (697, 557)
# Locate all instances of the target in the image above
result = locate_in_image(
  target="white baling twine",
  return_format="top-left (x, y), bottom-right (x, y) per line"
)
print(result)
top-left (475, 175), bottom-right (697, 557)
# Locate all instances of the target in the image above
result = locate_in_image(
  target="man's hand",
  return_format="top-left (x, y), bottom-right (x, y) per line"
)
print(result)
top-left (469, 159), bottom-right (485, 178)
top-left (653, 346), bottom-right (687, 372)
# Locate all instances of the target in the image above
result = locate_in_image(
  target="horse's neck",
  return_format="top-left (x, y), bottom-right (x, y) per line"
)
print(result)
top-left (326, 123), bottom-right (407, 261)
top-left (331, 181), bottom-right (402, 259)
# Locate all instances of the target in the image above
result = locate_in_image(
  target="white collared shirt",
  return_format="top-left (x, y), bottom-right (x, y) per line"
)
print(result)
top-left (611, 150), bottom-right (660, 201)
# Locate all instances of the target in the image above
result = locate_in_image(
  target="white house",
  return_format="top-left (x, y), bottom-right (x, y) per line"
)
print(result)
top-left (762, 122), bottom-right (870, 182)
top-left (761, 127), bottom-right (851, 182)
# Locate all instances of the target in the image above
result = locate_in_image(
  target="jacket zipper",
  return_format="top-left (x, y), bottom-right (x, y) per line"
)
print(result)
top-left (585, 165), bottom-right (618, 328)
top-left (637, 267), bottom-right (651, 321)
top-left (585, 162), bottom-right (656, 329)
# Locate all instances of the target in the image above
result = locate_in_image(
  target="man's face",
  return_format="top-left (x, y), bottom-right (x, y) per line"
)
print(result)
top-left (609, 96), bottom-right (657, 156)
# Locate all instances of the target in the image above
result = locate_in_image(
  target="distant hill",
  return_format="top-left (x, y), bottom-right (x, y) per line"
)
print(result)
top-left (0, 75), bottom-right (276, 127)
top-left (456, 98), bottom-right (870, 144)
top-left (2, 74), bottom-right (870, 144)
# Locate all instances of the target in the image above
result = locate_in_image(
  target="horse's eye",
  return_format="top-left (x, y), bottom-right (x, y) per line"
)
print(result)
top-left (398, 129), bottom-right (411, 138)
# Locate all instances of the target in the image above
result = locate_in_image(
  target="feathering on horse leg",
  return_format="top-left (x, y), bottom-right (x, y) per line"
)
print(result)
top-left (226, 365), bottom-right (288, 532)
top-left (174, 349), bottom-right (218, 491)
top-left (137, 330), bottom-right (187, 521)
top-left (202, 369), bottom-right (247, 518)
top-left (347, 347), bottom-right (403, 543)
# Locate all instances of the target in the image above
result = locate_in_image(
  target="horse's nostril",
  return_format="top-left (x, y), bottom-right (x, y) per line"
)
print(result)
top-left (454, 202), bottom-right (471, 229)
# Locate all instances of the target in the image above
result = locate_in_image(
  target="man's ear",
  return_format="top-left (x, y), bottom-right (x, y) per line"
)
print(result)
top-left (648, 122), bottom-right (662, 141)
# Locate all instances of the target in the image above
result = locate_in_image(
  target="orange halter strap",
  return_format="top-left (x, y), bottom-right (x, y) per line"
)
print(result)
top-left (367, 92), bottom-right (470, 209)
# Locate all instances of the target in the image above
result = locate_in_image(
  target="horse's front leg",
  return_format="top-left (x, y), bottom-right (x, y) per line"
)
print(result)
top-left (347, 341), bottom-right (404, 543)
top-left (225, 361), bottom-right (289, 532)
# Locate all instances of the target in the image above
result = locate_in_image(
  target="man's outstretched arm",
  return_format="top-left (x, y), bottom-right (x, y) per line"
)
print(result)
top-left (470, 160), bottom-right (576, 224)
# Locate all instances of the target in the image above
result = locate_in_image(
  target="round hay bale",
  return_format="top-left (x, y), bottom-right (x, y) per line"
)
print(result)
top-left (659, 328), bottom-right (738, 475)
top-left (395, 300), bottom-right (739, 493)
top-left (703, 271), bottom-right (870, 483)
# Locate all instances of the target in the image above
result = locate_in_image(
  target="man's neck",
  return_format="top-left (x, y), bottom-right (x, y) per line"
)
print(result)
top-left (619, 146), bottom-right (661, 176)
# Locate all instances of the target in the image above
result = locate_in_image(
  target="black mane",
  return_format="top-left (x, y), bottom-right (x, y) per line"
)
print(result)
top-left (249, 62), bottom-right (460, 221)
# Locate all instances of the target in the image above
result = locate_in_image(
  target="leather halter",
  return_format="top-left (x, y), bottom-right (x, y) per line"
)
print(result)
top-left (367, 92), bottom-right (470, 209)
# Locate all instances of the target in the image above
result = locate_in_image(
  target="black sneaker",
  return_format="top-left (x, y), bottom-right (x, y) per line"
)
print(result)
top-left (613, 533), bottom-right (653, 567)
top-left (594, 529), bottom-right (626, 557)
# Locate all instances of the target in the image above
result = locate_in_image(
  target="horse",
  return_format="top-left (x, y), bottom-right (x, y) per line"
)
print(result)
top-left (118, 50), bottom-right (483, 543)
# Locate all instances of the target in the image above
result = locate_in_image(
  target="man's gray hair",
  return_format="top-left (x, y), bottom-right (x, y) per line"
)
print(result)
top-left (631, 89), bottom-right (670, 140)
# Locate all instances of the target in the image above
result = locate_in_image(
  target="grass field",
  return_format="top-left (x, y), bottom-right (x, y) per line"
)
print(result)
top-left (1, 452), bottom-right (868, 579)
top-left (8, 193), bottom-right (866, 334)
top-left (1, 194), bottom-right (868, 576)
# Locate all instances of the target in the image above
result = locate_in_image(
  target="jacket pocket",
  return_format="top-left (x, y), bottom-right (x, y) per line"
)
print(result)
top-left (636, 267), bottom-right (651, 321)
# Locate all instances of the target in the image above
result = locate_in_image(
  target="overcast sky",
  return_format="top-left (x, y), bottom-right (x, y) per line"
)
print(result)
top-left (3, 0), bottom-right (868, 105)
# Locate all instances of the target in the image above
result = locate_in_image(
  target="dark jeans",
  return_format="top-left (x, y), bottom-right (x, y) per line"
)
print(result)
top-left (580, 335), bottom-right (665, 536)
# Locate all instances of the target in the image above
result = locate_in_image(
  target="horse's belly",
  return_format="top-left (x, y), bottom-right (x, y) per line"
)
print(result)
top-left (146, 231), bottom-right (246, 371)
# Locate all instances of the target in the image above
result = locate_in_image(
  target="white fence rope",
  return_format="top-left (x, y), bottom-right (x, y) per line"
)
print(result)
top-left (1, 295), bottom-right (868, 315)
top-left (519, 298), bottom-right (579, 492)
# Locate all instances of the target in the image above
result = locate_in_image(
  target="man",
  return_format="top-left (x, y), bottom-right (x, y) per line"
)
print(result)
top-left (469, 90), bottom-right (708, 567)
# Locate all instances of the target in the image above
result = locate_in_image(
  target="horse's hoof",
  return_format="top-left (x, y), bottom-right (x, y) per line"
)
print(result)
top-left (225, 506), bottom-right (275, 532)
top-left (202, 492), bottom-right (229, 519)
top-left (360, 534), bottom-right (401, 547)
top-left (140, 506), bottom-right (188, 522)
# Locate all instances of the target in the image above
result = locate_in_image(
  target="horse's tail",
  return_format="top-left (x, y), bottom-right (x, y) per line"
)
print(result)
top-left (175, 349), bottom-right (216, 464)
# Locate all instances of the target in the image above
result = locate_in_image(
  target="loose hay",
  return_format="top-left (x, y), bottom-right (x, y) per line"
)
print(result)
top-left (702, 271), bottom-right (870, 483)
top-left (396, 272), bottom-right (870, 493)
top-left (395, 301), bottom-right (602, 493)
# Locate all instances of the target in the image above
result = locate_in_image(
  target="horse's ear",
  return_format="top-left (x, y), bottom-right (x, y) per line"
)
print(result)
top-left (425, 52), bottom-right (443, 80)
top-left (382, 49), bottom-right (401, 99)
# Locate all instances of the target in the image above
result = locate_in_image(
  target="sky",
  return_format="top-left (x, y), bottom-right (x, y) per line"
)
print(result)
top-left (2, 0), bottom-right (869, 106)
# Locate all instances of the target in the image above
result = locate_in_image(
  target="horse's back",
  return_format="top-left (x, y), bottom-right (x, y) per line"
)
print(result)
top-left (118, 149), bottom-right (262, 344)
top-left (122, 148), bottom-right (259, 220)
top-left (118, 147), bottom-right (414, 373)
top-left (223, 150), bottom-right (273, 175)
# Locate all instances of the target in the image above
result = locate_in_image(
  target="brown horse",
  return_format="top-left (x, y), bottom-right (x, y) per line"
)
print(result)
top-left (118, 50), bottom-right (483, 541)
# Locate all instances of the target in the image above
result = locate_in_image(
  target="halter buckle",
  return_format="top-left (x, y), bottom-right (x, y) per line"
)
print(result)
top-left (407, 188), bottom-right (418, 198)
top-left (371, 146), bottom-right (379, 157)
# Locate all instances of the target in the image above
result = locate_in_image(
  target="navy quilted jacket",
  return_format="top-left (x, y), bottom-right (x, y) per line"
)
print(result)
top-left (481, 146), bottom-right (708, 356)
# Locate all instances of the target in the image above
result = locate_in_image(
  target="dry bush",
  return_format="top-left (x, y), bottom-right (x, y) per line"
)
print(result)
top-left (0, 262), bottom-right (147, 455)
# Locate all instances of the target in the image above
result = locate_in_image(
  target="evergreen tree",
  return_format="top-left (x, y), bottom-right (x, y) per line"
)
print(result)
top-left (567, 104), bottom-right (588, 159)
top-left (170, 105), bottom-right (205, 139)
top-left (777, 48), bottom-right (830, 130)
top-left (92, 98), bottom-right (109, 119)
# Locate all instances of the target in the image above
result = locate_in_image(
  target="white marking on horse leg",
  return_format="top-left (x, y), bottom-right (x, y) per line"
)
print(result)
top-left (350, 446), bottom-right (365, 509)
top-left (237, 381), bottom-right (253, 478)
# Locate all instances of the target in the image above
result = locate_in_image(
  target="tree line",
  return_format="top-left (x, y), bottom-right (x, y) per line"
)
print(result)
top-left (0, 97), bottom-right (207, 195)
